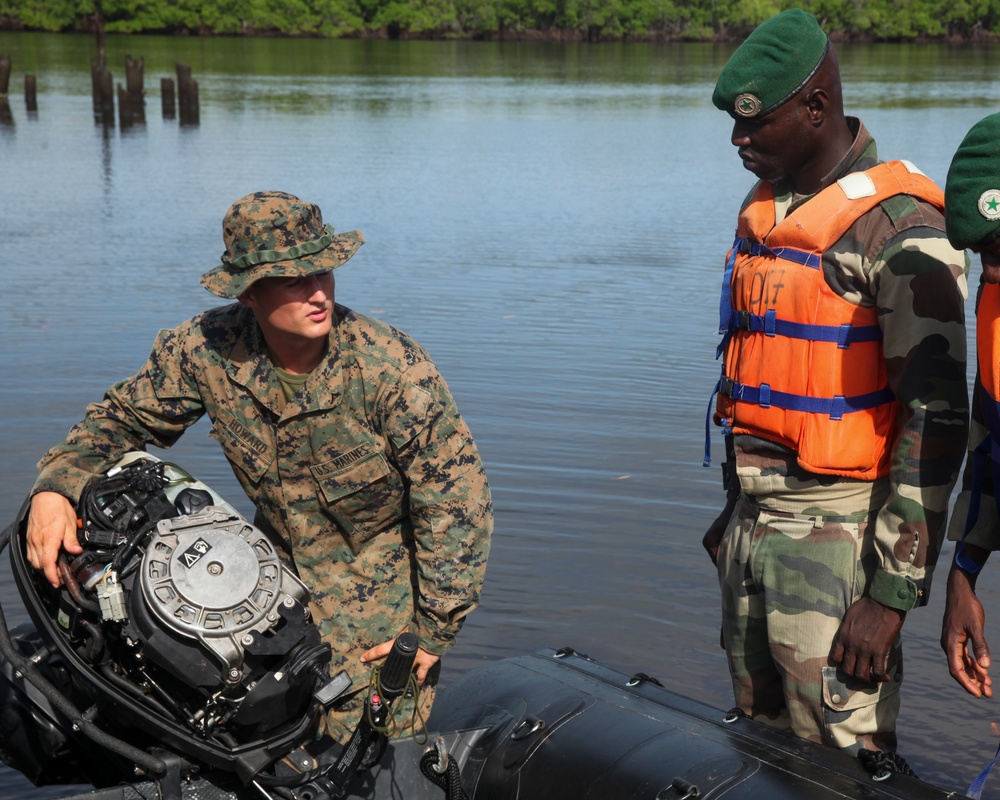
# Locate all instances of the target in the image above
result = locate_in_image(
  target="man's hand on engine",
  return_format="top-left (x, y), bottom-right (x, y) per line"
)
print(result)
top-left (26, 491), bottom-right (83, 588)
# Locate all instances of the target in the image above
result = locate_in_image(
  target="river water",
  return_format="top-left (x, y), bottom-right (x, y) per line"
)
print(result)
top-left (1, 31), bottom-right (1000, 798)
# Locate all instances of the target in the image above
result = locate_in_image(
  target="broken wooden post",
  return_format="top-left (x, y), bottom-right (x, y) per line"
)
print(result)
top-left (176, 61), bottom-right (199, 126)
top-left (118, 54), bottom-right (145, 128)
top-left (161, 77), bottom-right (175, 119)
top-left (98, 69), bottom-right (114, 125)
top-left (90, 56), bottom-right (104, 106)
top-left (117, 84), bottom-right (135, 128)
top-left (0, 55), bottom-right (11, 97)
top-left (91, 56), bottom-right (114, 125)
top-left (25, 74), bottom-right (37, 112)
top-left (124, 54), bottom-right (144, 100)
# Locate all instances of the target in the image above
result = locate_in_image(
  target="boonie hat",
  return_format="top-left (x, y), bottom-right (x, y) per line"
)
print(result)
top-left (945, 112), bottom-right (1000, 250)
top-left (712, 9), bottom-right (830, 119)
top-left (200, 191), bottom-right (364, 299)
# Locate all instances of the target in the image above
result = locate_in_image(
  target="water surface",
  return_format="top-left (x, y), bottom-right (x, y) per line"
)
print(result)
top-left (2, 32), bottom-right (1000, 798)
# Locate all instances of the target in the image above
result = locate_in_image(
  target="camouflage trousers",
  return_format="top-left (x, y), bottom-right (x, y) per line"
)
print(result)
top-left (715, 491), bottom-right (901, 753)
top-left (322, 667), bottom-right (438, 745)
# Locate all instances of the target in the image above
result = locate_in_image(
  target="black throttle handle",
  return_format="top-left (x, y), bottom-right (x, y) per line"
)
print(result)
top-left (326, 632), bottom-right (421, 795)
top-left (378, 632), bottom-right (418, 700)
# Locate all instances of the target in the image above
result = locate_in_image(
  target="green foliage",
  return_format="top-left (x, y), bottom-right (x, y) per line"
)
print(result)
top-left (373, 0), bottom-right (459, 35)
top-left (5, 0), bottom-right (1000, 39)
top-left (6, 0), bottom-right (94, 31)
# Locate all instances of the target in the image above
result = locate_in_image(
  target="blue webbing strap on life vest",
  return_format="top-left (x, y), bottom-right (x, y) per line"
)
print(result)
top-left (716, 240), bottom-right (741, 359)
top-left (718, 239), bottom-right (822, 353)
top-left (709, 241), bottom-right (743, 465)
top-left (764, 244), bottom-right (822, 270)
top-left (717, 378), bottom-right (895, 420)
top-left (724, 309), bottom-right (882, 348)
top-left (716, 238), bottom-right (853, 360)
top-left (704, 377), bottom-right (730, 467)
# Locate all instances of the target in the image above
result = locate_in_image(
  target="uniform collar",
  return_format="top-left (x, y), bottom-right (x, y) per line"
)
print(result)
top-left (226, 305), bottom-right (345, 418)
top-left (775, 117), bottom-right (878, 215)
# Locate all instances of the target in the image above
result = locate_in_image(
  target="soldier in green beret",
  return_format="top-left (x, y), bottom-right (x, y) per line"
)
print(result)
top-left (940, 112), bottom-right (1000, 701)
top-left (25, 190), bottom-right (493, 746)
top-left (703, 9), bottom-right (970, 760)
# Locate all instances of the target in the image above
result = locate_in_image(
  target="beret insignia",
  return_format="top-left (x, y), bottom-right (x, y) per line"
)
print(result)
top-left (734, 93), bottom-right (762, 118)
top-left (978, 189), bottom-right (1000, 221)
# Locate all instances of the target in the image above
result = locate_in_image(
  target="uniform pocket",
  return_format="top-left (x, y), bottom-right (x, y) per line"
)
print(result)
top-left (209, 409), bottom-right (275, 485)
top-left (312, 449), bottom-right (406, 553)
top-left (823, 667), bottom-right (900, 720)
top-left (821, 665), bottom-right (884, 712)
top-left (820, 662), bottom-right (901, 749)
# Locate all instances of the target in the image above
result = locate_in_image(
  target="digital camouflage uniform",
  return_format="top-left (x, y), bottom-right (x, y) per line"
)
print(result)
top-left (716, 118), bottom-right (970, 751)
top-left (32, 300), bottom-right (493, 743)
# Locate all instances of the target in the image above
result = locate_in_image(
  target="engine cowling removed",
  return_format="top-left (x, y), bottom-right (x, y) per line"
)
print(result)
top-left (2, 453), bottom-right (345, 787)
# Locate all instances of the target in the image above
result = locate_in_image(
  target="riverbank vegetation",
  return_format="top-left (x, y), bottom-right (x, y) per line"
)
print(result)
top-left (2, 0), bottom-right (999, 42)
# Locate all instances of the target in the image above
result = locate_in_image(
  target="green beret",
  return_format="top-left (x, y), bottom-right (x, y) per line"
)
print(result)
top-left (712, 9), bottom-right (830, 119)
top-left (945, 112), bottom-right (1000, 250)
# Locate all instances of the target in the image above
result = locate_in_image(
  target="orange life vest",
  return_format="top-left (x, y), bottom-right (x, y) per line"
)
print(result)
top-left (977, 282), bottom-right (1000, 417)
top-left (714, 160), bottom-right (945, 480)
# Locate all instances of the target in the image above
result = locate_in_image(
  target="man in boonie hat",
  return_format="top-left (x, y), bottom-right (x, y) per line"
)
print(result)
top-left (702, 9), bottom-right (969, 762)
top-left (200, 190), bottom-right (365, 300)
top-left (941, 113), bottom-right (1000, 703)
top-left (25, 190), bottom-right (493, 755)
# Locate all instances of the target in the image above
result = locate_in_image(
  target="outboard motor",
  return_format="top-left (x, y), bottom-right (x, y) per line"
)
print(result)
top-left (0, 453), bottom-right (354, 793)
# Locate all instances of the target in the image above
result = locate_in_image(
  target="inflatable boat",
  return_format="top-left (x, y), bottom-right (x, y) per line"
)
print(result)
top-left (0, 455), bottom-right (962, 800)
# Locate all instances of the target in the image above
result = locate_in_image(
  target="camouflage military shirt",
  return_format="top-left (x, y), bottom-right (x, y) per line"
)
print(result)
top-left (724, 117), bottom-right (970, 611)
top-left (948, 276), bottom-right (1000, 551)
top-left (33, 302), bottom-right (493, 739)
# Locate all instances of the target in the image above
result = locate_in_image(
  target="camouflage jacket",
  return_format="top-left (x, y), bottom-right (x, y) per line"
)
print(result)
top-left (34, 302), bottom-right (493, 712)
top-left (724, 118), bottom-right (970, 611)
top-left (948, 276), bottom-right (1000, 551)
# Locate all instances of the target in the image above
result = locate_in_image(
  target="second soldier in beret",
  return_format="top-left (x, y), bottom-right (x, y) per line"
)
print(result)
top-left (702, 8), bottom-right (969, 763)
top-left (941, 112), bottom-right (1000, 701)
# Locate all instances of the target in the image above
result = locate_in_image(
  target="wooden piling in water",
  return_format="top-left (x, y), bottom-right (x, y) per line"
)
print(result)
top-left (176, 61), bottom-right (199, 125)
top-left (118, 54), bottom-right (146, 128)
top-left (161, 77), bottom-right (175, 119)
top-left (25, 75), bottom-right (36, 112)
top-left (91, 56), bottom-right (114, 125)
top-left (0, 55), bottom-right (11, 97)
top-left (125, 54), bottom-right (144, 99)
top-left (117, 84), bottom-right (137, 128)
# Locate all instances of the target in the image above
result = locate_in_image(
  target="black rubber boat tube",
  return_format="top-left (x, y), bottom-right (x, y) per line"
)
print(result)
top-left (0, 518), bottom-right (168, 777)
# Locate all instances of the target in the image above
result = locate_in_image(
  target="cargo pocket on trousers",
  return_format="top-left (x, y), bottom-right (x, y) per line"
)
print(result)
top-left (821, 664), bottom-right (900, 743)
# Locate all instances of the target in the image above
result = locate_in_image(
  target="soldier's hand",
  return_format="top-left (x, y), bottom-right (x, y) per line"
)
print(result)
top-left (942, 563), bottom-right (992, 698)
top-left (26, 491), bottom-right (83, 588)
top-left (830, 596), bottom-right (905, 683)
top-left (361, 635), bottom-right (440, 686)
